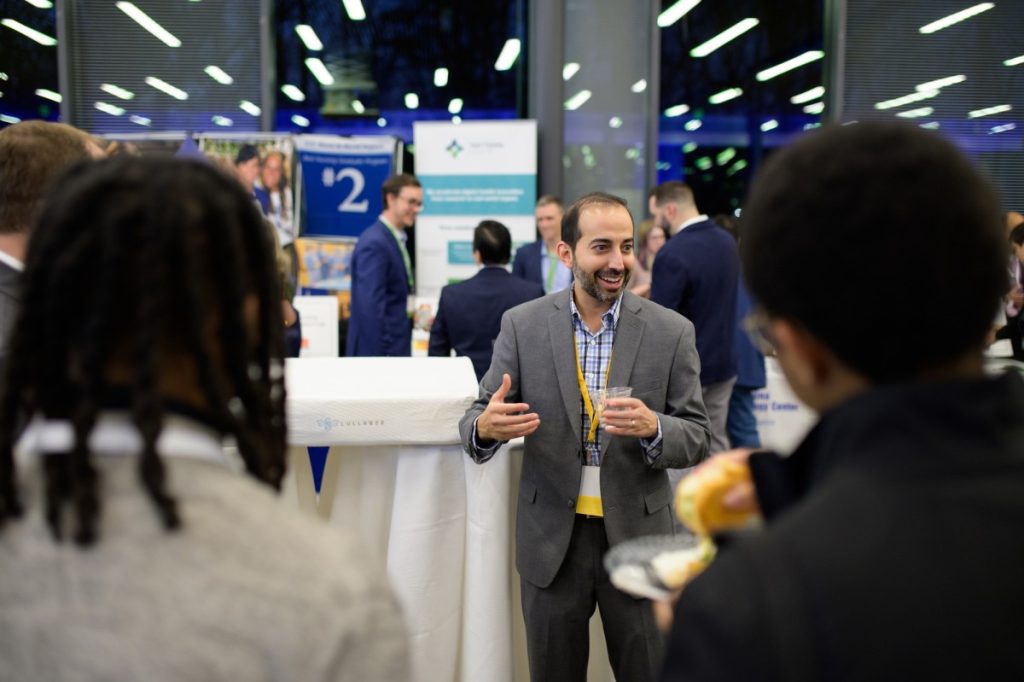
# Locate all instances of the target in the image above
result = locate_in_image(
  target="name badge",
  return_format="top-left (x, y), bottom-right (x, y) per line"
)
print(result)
top-left (575, 464), bottom-right (603, 517)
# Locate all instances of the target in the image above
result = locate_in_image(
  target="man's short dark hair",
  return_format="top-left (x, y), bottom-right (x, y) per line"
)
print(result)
top-left (653, 181), bottom-right (695, 208)
top-left (1010, 222), bottom-right (1024, 247)
top-left (742, 122), bottom-right (1006, 382)
top-left (0, 121), bottom-right (97, 234)
top-left (561, 192), bottom-right (631, 249)
top-left (473, 220), bottom-right (512, 265)
top-left (381, 173), bottom-right (422, 208)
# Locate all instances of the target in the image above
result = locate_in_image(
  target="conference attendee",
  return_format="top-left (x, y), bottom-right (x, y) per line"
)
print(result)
top-left (713, 214), bottom-right (766, 448)
top-left (0, 157), bottom-right (408, 681)
top-left (346, 173), bottom-right (423, 357)
top-left (0, 120), bottom-right (102, 366)
top-left (628, 221), bottom-right (669, 298)
top-left (460, 192), bottom-right (710, 682)
top-left (429, 220), bottom-right (544, 380)
top-left (650, 182), bottom-right (739, 455)
top-left (512, 195), bottom-right (572, 293)
top-left (660, 122), bottom-right (1023, 680)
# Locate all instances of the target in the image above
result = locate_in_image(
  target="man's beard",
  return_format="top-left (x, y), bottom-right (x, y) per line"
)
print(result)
top-left (572, 260), bottom-right (631, 303)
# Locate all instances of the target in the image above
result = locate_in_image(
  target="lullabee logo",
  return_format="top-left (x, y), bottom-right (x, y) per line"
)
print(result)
top-left (446, 139), bottom-right (464, 159)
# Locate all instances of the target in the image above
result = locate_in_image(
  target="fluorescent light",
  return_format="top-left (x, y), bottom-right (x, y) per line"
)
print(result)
top-left (281, 84), bottom-right (305, 102)
top-left (690, 18), bottom-right (759, 58)
top-left (0, 114), bottom-right (21, 124)
top-left (341, 0), bottom-right (366, 21)
top-left (791, 86), bottom-right (825, 104)
top-left (716, 148), bottom-right (736, 165)
top-left (726, 159), bottom-right (748, 176)
top-left (709, 87), bottom-right (743, 104)
top-left (609, 116), bottom-right (623, 129)
top-left (376, 117), bottom-right (387, 127)
top-left (990, 123), bottom-right (1016, 134)
top-left (94, 101), bottom-right (125, 116)
top-left (452, 115), bottom-right (462, 124)
top-left (803, 101), bottom-right (825, 114)
top-left (875, 89), bottom-right (938, 110)
top-left (563, 63), bottom-right (580, 80)
top-left (920, 121), bottom-right (940, 130)
top-left (434, 68), bottom-right (449, 87)
top-left (919, 3), bottom-right (993, 34)
top-left (304, 58), bottom-right (334, 86)
top-left (683, 142), bottom-right (697, 153)
top-left (145, 76), bottom-right (188, 100)
top-left (760, 119), bottom-right (779, 132)
top-left (405, 92), bottom-right (419, 109)
top-left (352, 99), bottom-right (365, 114)
top-left (756, 50), bottom-right (824, 82)
top-left (211, 115), bottom-right (233, 127)
top-left (116, 2), bottom-right (181, 47)
top-left (658, 0), bottom-right (701, 28)
top-left (495, 38), bottom-right (521, 71)
top-left (100, 83), bottom-right (134, 100)
top-left (294, 24), bottom-right (323, 51)
top-left (204, 65), bottom-right (233, 85)
top-left (631, 79), bottom-right (647, 93)
top-left (129, 115), bottom-right (150, 126)
top-left (684, 119), bottom-right (702, 131)
top-left (916, 74), bottom-right (965, 92)
top-left (695, 156), bottom-right (713, 171)
top-left (664, 103), bottom-right (690, 117)
top-left (0, 73), bottom-right (7, 80)
top-left (895, 106), bottom-right (933, 118)
top-left (34, 88), bottom-right (62, 103)
top-left (968, 104), bottom-right (1012, 119)
top-left (239, 100), bottom-right (261, 116)
top-left (448, 98), bottom-right (463, 114)
top-left (2, 18), bottom-right (57, 45)
top-left (804, 122), bottom-right (821, 130)
top-left (564, 89), bottom-right (592, 110)
top-left (291, 114), bottom-right (310, 127)
top-left (24, 0), bottom-right (54, 8)
top-left (1005, 54), bottom-right (1024, 67)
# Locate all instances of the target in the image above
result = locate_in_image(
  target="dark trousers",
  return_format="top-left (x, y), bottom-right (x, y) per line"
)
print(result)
top-left (521, 516), bottom-right (663, 682)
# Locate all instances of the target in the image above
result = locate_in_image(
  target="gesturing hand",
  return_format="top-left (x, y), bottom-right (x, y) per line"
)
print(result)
top-left (476, 373), bottom-right (541, 442)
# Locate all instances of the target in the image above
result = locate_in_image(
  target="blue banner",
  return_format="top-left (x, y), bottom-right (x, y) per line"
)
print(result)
top-left (295, 136), bottom-right (398, 238)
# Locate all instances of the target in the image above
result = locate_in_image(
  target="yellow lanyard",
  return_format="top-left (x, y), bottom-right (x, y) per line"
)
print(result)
top-left (574, 341), bottom-right (613, 444)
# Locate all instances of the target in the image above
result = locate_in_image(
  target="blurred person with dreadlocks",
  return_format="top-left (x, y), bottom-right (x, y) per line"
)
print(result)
top-left (0, 120), bottom-right (104, 367)
top-left (0, 157), bottom-right (408, 681)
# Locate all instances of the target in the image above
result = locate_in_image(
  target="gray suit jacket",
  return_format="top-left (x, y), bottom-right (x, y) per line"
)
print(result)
top-left (459, 289), bottom-right (711, 588)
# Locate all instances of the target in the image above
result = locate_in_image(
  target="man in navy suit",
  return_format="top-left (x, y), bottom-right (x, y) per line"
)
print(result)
top-left (346, 173), bottom-right (423, 357)
top-left (429, 220), bottom-right (545, 380)
top-left (512, 195), bottom-right (572, 294)
top-left (650, 182), bottom-right (739, 456)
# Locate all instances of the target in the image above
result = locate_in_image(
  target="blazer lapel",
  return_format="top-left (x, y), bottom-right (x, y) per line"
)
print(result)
top-left (601, 293), bottom-right (646, 460)
top-left (549, 290), bottom-right (582, 439)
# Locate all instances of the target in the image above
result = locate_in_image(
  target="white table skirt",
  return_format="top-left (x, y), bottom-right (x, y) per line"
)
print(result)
top-left (281, 442), bottom-right (516, 682)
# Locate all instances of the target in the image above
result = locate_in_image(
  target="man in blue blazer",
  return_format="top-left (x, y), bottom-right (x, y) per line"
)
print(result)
top-left (650, 182), bottom-right (739, 455)
top-left (429, 220), bottom-right (545, 380)
top-left (512, 195), bottom-right (573, 294)
top-left (346, 174), bottom-right (422, 357)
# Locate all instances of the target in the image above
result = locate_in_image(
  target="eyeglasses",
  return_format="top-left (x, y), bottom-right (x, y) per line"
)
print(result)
top-left (742, 309), bottom-right (777, 357)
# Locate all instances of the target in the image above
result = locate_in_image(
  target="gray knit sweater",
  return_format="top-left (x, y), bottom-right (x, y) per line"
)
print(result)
top-left (0, 454), bottom-right (409, 681)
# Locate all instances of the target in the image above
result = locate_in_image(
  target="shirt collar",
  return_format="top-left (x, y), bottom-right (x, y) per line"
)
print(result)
top-left (673, 214), bottom-right (709, 235)
top-left (379, 215), bottom-right (407, 243)
top-left (569, 288), bottom-right (623, 333)
top-left (0, 249), bottom-right (25, 272)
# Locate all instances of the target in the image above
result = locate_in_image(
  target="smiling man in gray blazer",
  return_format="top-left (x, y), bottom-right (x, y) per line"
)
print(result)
top-left (459, 191), bottom-right (710, 682)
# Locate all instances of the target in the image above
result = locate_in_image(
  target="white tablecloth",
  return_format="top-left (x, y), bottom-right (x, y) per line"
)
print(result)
top-left (280, 357), bottom-right (517, 682)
